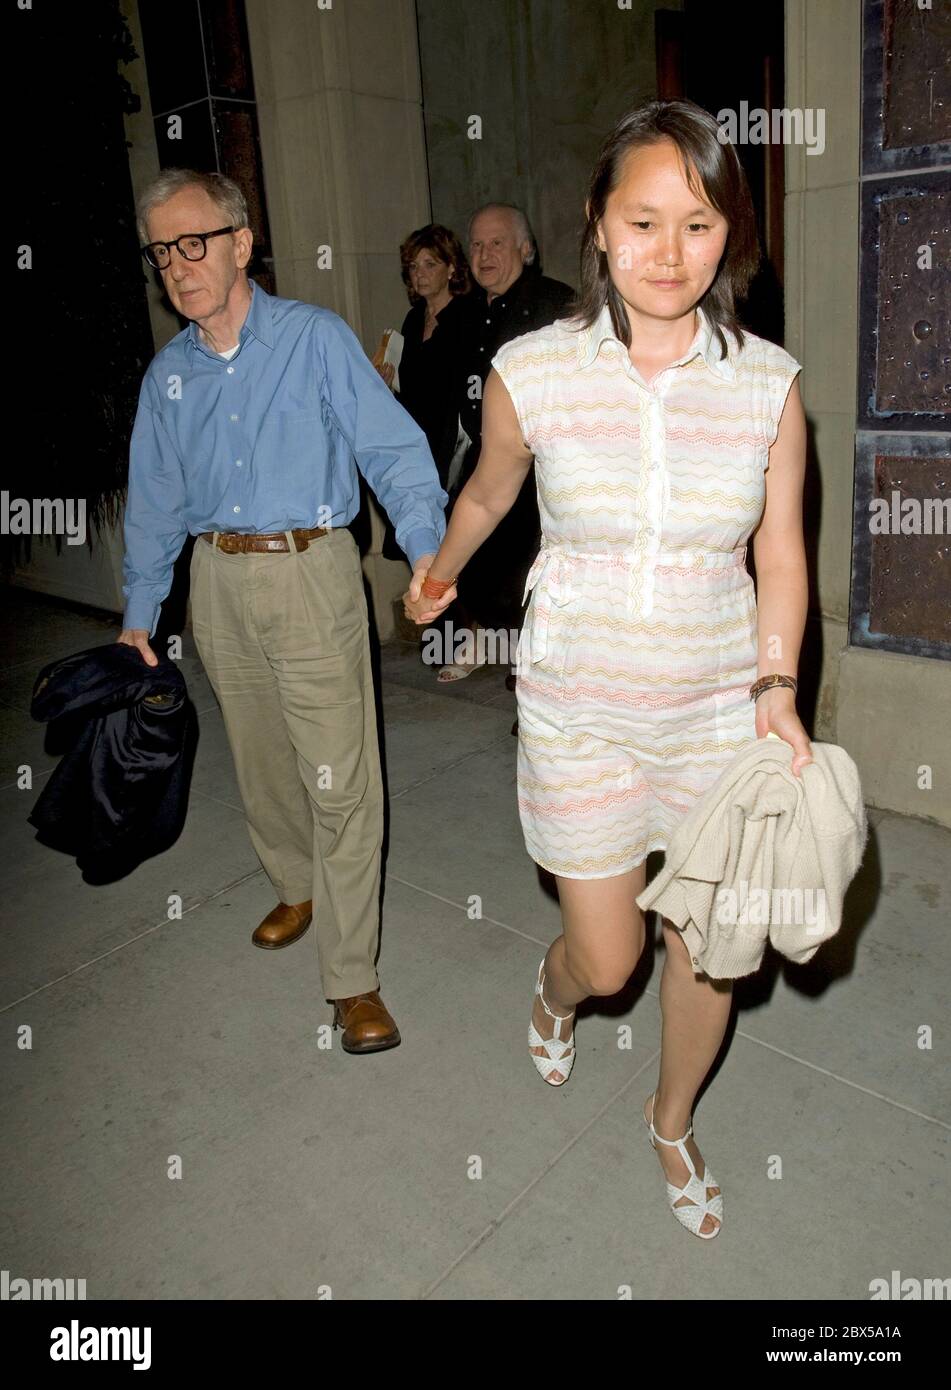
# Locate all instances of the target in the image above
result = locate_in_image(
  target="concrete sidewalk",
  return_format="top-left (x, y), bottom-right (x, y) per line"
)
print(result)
top-left (2, 588), bottom-right (948, 1300)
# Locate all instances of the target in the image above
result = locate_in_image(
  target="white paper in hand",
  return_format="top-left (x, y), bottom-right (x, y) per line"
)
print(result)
top-left (383, 329), bottom-right (404, 393)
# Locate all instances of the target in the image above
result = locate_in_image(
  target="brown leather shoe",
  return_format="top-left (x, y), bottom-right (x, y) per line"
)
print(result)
top-left (252, 900), bottom-right (312, 949)
top-left (332, 990), bottom-right (401, 1054)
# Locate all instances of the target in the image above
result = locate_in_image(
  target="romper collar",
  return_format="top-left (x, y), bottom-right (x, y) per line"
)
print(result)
top-left (577, 300), bottom-right (736, 382)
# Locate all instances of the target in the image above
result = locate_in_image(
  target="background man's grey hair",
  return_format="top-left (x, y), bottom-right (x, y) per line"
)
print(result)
top-left (136, 168), bottom-right (250, 245)
top-left (467, 202), bottom-right (537, 265)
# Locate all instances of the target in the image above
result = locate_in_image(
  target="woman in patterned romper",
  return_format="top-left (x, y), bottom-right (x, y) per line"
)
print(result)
top-left (404, 100), bottom-right (813, 1239)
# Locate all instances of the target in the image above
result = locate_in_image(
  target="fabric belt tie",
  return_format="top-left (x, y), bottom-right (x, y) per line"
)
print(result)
top-left (201, 526), bottom-right (328, 554)
top-left (518, 543), bottom-right (748, 667)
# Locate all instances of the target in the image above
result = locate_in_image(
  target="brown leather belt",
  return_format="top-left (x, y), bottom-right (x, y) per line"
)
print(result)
top-left (200, 526), bottom-right (328, 554)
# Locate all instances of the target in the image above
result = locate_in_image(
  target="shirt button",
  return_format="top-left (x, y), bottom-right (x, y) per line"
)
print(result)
top-left (235, 460), bottom-right (243, 467)
top-left (485, 318), bottom-right (491, 324)
top-left (692, 957), bottom-right (699, 965)
top-left (645, 526), bottom-right (655, 535)
top-left (227, 366), bottom-right (235, 374)
top-left (230, 413), bottom-right (239, 422)
top-left (233, 505), bottom-right (241, 514)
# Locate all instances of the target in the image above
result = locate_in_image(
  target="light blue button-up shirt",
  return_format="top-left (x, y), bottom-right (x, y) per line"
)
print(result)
top-left (122, 280), bottom-right (448, 634)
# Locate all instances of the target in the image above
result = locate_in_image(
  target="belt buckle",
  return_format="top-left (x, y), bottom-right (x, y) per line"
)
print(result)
top-left (219, 533), bottom-right (239, 554)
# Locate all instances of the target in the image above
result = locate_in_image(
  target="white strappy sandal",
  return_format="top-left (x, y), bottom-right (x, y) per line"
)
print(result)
top-left (528, 958), bottom-right (576, 1086)
top-left (644, 1091), bottom-right (723, 1239)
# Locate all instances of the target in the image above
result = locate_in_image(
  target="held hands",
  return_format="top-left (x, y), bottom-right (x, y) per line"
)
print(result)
top-left (403, 554), bottom-right (457, 624)
top-left (117, 628), bottom-right (159, 667)
top-left (755, 686), bottom-right (813, 778)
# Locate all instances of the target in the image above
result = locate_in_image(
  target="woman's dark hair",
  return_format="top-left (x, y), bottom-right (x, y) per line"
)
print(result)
top-left (399, 224), bottom-right (472, 302)
top-left (572, 100), bottom-right (760, 360)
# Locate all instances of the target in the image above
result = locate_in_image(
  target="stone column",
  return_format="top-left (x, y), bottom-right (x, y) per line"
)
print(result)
top-left (246, 0), bottom-right (434, 639)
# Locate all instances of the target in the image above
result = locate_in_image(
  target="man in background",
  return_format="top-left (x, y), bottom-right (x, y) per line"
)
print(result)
top-left (446, 204), bottom-right (573, 684)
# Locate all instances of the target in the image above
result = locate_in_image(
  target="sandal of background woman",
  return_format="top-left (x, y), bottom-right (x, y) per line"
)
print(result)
top-left (436, 626), bottom-right (487, 682)
top-left (643, 1091), bottom-right (723, 1239)
top-left (436, 658), bottom-right (485, 682)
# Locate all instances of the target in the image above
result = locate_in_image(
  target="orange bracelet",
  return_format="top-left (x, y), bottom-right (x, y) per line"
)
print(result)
top-left (421, 572), bottom-right (457, 598)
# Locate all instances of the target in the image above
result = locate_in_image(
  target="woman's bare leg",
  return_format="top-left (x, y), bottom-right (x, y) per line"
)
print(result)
top-left (643, 918), bottom-right (732, 1235)
top-left (529, 865), bottom-right (647, 1082)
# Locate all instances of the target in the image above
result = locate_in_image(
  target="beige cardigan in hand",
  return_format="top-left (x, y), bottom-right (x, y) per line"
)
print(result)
top-left (636, 735), bottom-right (868, 980)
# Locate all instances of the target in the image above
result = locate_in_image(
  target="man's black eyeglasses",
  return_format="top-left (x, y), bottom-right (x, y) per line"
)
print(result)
top-left (140, 226), bottom-right (235, 270)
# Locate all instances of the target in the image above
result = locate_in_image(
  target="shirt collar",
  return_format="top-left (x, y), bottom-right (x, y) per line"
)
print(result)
top-left (481, 267), bottom-right (527, 311)
top-left (577, 301), bottom-right (736, 381)
top-left (185, 278), bottom-right (274, 357)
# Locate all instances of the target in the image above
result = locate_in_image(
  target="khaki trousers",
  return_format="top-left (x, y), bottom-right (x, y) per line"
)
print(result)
top-left (189, 528), bottom-right (384, 999)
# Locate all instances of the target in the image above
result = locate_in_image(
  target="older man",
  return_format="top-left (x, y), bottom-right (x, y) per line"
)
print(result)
top-left (451, 204), bottom-right (573, 674)
top-left (118, 168), bottom-right (447, 1054)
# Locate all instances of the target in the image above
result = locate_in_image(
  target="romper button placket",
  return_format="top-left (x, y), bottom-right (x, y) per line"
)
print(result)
top-left (639, 394), bottom-right (665, 618)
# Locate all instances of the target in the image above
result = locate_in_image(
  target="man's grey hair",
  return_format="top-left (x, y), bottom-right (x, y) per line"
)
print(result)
top-left (467, 202), bottom-right (537, 264)
top-left (136, 168), bottom-right (250, 245)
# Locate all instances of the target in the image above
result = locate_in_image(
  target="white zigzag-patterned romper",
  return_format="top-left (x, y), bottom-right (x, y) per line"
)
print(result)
top-left (491, 303), bottom-right (802, 879)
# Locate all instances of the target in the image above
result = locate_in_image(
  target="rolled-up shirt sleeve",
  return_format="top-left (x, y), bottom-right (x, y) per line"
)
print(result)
top-left (315, 313), bottom-right (447, 567)
top-left (122, 376), bottom-right (189, 636)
